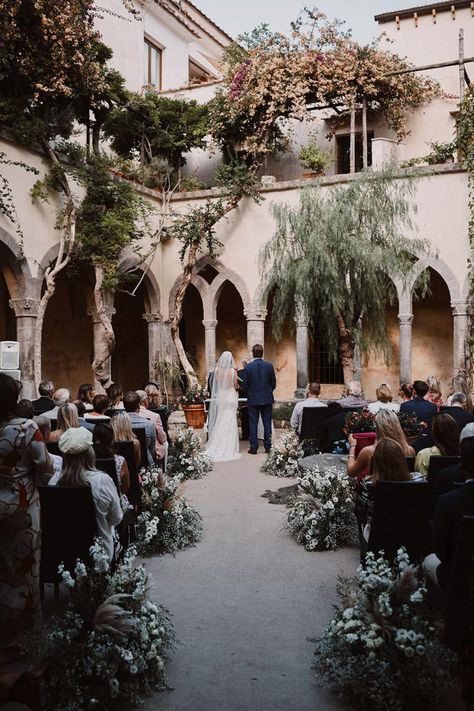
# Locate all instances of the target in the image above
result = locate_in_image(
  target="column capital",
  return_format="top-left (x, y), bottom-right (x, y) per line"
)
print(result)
top-left (87, 305), bottom-right (116, 322)
top-left (202, 319), bottom-right (218, 329)
top-left (244, 308), bottom-right (267, 321)
top-left (142, 312), bottom-right (162, 323)
top-left (398, 313), bottom-right (413, 326)
top-left (451, 301), bottom-right (468, 317)
top-left (9, 297), bottom-right (40, 317)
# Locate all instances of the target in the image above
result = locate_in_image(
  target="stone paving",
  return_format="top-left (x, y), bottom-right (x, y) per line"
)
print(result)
top-left (144, 444), bottom-right (358, 711)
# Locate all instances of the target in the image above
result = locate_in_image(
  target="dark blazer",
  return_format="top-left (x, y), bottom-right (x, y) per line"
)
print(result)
top-left (400, 397), bottom-right (437, 426)
top-left (435, 464), bottom-right (465, 497)
top-left (32, 395), bottom-right (55, 415)
top-left (241, 358), bottom-right (276, 406)
top-left (433, 480), bottom-right (474, 589)
top-left (441, 406), bottom-right (474, 433)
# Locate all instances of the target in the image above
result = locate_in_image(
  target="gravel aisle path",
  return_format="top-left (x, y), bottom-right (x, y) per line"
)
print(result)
top-left (144, 446), bottom-right (358, 711)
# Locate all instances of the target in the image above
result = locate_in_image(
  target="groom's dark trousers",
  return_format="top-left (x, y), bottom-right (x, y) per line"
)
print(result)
top-left (242, 358), bottom-right (276, 452)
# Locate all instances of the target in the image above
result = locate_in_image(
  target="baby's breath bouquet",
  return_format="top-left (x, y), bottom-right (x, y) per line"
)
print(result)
top-left (42, 540), bottom-right (175, 711)
top-left (313, 548), bottom-right (457, 710)
top-left (262, 430), bottom-right (303, 477)
top-left (167, 426), bottom-right (212, 480)
top-left (287, 465), bottom-right (356, 550)
top-left (136, 467), bottom-right (203, 556)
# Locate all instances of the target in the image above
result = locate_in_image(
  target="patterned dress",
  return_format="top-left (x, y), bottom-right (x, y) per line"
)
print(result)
top-left (0, 418), bottom-right (47, 645)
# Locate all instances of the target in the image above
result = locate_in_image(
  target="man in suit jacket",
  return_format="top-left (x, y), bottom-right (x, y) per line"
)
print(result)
top-left (241, 344), bottom-right (276, 454)
top-left (123, 390), bottom-right (156, 467)
top-left (32, 380), bottom-right (55, 415)
top-left (423, 435), bottom-right (474, 589)
top-left (442, 392), bottom-right (474, 433)
top-left (399, 380), bottom-right (437, 427)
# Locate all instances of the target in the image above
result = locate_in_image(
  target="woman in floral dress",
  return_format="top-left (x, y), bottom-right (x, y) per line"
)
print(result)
top-left (0, 374), bottom-right (49, 644)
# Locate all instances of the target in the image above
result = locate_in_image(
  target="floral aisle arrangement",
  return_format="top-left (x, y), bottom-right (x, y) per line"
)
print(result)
top-left (287, 466), bottom-right (356, 550)
top-left (135, 468), bottom-right (203, 556)
top-left (167, 426), bottom-right (212, 480)
top-left (397, 411), bottom-right (422, 439)
top-left (42, 540), bottom-right (175, 711)
top-left (261, 430), bottom-right (303, 477)
top-left (313, 548), bottom-right (457, 710)
top-left (344, 409), bottom-right (376, 434)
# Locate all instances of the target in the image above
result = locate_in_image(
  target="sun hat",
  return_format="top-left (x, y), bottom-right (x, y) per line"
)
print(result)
top-left (58, 426), bottom-right (93, 454)
top-left (460, 422), bottom-right (474, 442)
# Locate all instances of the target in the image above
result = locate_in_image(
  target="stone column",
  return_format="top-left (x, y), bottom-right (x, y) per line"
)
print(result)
top-left (294, 316), bottom-right (309, 398)
top-left (451, 301), bottom-right (468, 374)
top-left (202, 319), bottom-right (217, 374)
top-left (143, 312), bottom-right (162, 382)
top-left (9, 297), bottom-right (40, 399)
top-left (87, 305), bottom-right (116, 392)
top-left (244, 308), bottom-right (267, 354)
top-left (398, 313), bottom-right (413, 384)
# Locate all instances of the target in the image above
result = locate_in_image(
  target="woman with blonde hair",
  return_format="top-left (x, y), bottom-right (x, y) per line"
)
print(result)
top-left (48, 402), bottom-right (79, 442)
top-left (347, 409), bottom-right (415, 480)
top-left (426, 375), bottom-right (443, 409)
top-left (368, 382), bottom-right (400, 414)
top-left (110, 410), bottom-right (141, 466)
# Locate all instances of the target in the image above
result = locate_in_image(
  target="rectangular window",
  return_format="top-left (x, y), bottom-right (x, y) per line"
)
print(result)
top-left (144, 38), bottom-right (162, 89)
top-left (309, 335), bottom-right (344, 385)
top-left (336, 131), bottom-right (374, 175)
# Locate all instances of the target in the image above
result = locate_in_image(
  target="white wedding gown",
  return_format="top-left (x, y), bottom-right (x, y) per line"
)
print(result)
top-left (205, 353), bottom-right (241, 462)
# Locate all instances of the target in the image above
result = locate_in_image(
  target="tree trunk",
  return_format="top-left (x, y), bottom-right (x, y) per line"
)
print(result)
top-left (91, 265), bottom-right (115, 389)
top-left (335, 308), bottom-right (355, 384)
top-left (170, 244), bottom-right (199, 390)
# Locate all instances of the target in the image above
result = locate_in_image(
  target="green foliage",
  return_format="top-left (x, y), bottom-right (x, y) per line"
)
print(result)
top-left (171, 198), bottom-right (227, 262)
top-left (261, 166), bottom-right (430, 361)
top-left (103, 93), bottom-right (209, 169)
top-left (0, 152), bottom-right (38, 244)
top-left (298, 142), bottom-right (330, 172)
top-left (214, 160), bottom-right (262, 203)
top-left (402, 140), bottom-right (457, 168)
top-left (179, 173), bottom-right (207, 192)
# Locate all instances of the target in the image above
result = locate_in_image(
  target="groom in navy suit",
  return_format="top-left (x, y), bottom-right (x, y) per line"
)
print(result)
top-left (242, 344), bottom-right (276, 454)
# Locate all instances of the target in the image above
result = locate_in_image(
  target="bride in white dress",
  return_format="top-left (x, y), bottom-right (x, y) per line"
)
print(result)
top-left (205, 351), bottom-right (241, 462)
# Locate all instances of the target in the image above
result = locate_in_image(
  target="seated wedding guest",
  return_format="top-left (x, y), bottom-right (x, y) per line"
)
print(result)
top-left (42, 388), bottom-right (71, 420)
top-left (48, 402), bottom-right (79, 442)
top-left (111, 410), bottom-right (141, 466)
top-left (442, 392), bottom-right (474, 433)
top-left (73, 400), bottom-right (95, 432)
top-left (426, 375), bottom-right (443, 409)
top-left (85, 394), bottom-right (110, 421)
top-left (399, 380), bottom-right (437, 427)
top-left (423, 435), bottom-right (474, 590)
top-left (434, 423), bottom-right (474, 497)
top-left (77, 383), bottom-right (95, 412)
top-left (368, 382), bottom-right (400, 415)
top-left (359, 438), bottom-right (421, 540)
top-left (336, 381), bottom-right (368, 409)
top-left (320, 402), bottom-right (345, 452)
top-left (93, 423), bottom-right (130, 494)
top-left (123, 391), bottom-right (156, 467)
top-left (15, 398), bottom-right (34, 419)
top-left (0, 373), bottom-right (49, 643)
top-left (347, 409), bottom-right (415, 481)
top-left (446, 373), bottom-right (473, 412)
top-left (32, 380), bottom-right (55, 415)
top-left (144, 383), bottom-right (161, 410)
top-left (415, 413), bottom-right (460, 477)
top-left (398, 382), bottom-right (414, 403)
top-left (136, 390), bottom-right (167, 464)
top-left (53, 427), bottom-right (122, 562)
top-left (290, 382), bottom-right (327, 433)
top-left (106, 383), bottom-right (124, 411)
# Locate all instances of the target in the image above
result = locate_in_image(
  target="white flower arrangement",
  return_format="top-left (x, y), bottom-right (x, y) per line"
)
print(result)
top-left (261, 430), bottom-right (303, 477)
top-left (313, 548), bottom-right (457, 710)
top-left (287, 465), bottom-right (356, 550)
top-left (167, 426), bottom-right (212, 480)
top-left (42, 540), bottom-right (175, 710)
top-left (135, 467), bottom-right (203, 556)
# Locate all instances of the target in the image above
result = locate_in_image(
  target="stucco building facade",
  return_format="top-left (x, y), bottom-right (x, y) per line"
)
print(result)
top-left (0, 0), bottom-right (472, 400)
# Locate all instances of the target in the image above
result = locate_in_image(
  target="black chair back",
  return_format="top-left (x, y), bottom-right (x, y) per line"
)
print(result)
top-left (428, 455), bottom-right (461, 479)
top-left (148, 406), bottom-right (169, 434)
top-left (406, 456), bottom-right (416, 472)
top-left (444, 515), bottom-right (474, 649)
top-left (368, 481), bottom-right (432, 562)
top-left (39, 485), bottom-right (97, 586)
top-left (95, 457), bottom-right (120, 492)
top-left (114, 440), bottom-right (142, 510)
top-left (132, 427), bottom-right (148, 469)
top-left (299, 407), bottom-right (331, 449)
top-left (49, 419), bottom-right (57, 432)
top-left (46, 441), bottom-right (60, 456)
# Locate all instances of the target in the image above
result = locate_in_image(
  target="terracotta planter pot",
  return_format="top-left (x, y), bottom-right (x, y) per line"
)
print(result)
top-left (182, 404), bottom-right (206, 429)
top-left (353, 432), bottom-right (376, 457)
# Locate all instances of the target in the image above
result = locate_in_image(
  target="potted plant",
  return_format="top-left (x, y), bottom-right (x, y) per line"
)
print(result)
top-left (155, 359), bottom-right (182, 408)
top-left (343, 409), bottom-right (376, 456)
top-left (181, 384), bottom-right (208, 429)
top-left (298, 142), bottom-right (330, 178)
